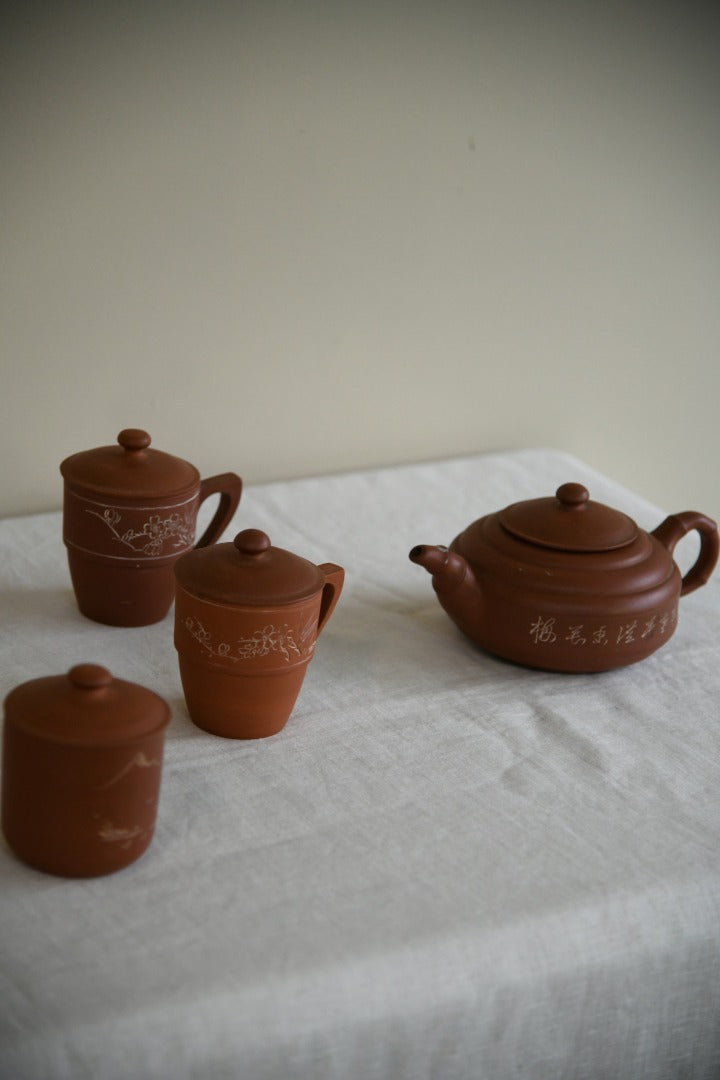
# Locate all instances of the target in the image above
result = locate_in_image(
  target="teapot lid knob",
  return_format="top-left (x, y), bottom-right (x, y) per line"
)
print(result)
top-left (117, 429), bottom-right (152, 452)
top-left (234, 529), bottom-right (271, 556)
top-left (556, 483), bottom-right (589, 508)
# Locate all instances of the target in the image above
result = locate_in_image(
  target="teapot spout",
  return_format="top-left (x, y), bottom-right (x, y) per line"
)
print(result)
top-left (409, 544), bottom-right (483, 641)
top-left (409, 545), bottom-right (468, 589)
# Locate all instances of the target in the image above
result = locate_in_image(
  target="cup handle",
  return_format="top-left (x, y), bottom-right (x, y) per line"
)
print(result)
top-left (651, 511), bottom-right (719, 596)
top-left (317, 564), bottom-right (345, 635)
top-left (195, 473), bottom-right (243, 549)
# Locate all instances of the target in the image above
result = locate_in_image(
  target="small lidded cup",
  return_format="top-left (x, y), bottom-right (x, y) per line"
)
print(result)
top-left (2, 664), bottom-right (170, 877)
top-left (60, 429), bottom-right (243, 626)
top-left (174, 529), bottom-right (344, 739)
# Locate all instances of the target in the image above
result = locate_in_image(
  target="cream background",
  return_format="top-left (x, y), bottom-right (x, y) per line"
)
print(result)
top-left (1, 1), bottom-right (719, 520)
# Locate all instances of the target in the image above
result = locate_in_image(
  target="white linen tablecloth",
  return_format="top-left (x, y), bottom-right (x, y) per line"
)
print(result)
top-left (1, 448), bottom-right (719, 1080)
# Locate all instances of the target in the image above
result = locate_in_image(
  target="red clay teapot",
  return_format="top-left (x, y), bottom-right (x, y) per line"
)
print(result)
top-left (410, 482), bottom-right (719, 672)
top-left (61, 429), bottom-right (242, 626)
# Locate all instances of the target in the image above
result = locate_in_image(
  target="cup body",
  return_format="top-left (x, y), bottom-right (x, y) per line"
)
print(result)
top-left (1, 722), bottom-right (167, 877)
top-left (174, 585), bottom-right (324, 738)
top-left (63, 487), bottom-right (201, 626)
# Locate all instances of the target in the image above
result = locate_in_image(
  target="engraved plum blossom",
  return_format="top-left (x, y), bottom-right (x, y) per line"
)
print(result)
top-left (236, 625), bottom-right (301, 662)
top-left (87, 506), bottom-right (195, 554)
top-left (184, 617), bottom-right (304, 663)
top-left (184, 617), bottom-right (236, 660)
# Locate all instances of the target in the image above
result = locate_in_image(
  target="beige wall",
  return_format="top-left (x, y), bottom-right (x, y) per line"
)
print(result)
top-left (2, 2), bottom-right (719, 520)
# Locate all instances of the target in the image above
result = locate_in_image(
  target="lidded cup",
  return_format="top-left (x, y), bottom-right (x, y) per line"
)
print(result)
top-left (2, 664), bottom-right (170, 877)
top-left (60, 429), bottom-right (243, 626)
top-left (174, 529), bottom-right (344, 738)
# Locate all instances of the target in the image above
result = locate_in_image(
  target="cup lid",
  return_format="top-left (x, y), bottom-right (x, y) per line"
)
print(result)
top-left (174, 529), bottom-right (327, 605)
top-left (60, 429), bottom-right (200, 499)
top-left (3, 664), bottom-right (170, 747)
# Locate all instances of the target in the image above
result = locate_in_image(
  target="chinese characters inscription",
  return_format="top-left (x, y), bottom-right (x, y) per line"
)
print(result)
top-left (528, 607), bottom-right (677, 649)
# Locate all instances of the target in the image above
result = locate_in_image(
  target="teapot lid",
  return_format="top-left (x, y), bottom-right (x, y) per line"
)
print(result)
top-left (499, 483), bottom-right (638, 552)
top-left (3, 664), bottom-right (170, 747)
top-left (60, 429), bottom-right (200, 499)
top-left (174, 529), bottom-right (326, 605)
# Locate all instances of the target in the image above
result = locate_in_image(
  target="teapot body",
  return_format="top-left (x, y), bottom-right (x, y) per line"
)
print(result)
top-left (446, 517), bottom-right (681, 672)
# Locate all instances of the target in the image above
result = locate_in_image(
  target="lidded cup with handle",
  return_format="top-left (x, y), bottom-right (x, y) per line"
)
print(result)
top-left (174, 529), bottom-right (344, 738)
top-left (60, 429), bottom-right (242, 626)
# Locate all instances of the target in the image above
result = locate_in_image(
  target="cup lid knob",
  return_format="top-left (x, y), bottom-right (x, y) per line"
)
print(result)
top-left (68, 664), bottom-right (113, 690)
top-left (234, 529), bottom-right (271, 556)
top-left (117, 429), bottom-right (152, 452)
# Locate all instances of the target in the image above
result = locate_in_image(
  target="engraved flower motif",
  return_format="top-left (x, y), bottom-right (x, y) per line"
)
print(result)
top-left (184, 617), bottom-right (304, 663)
top-left (87, 506), bottom-right (195, 554)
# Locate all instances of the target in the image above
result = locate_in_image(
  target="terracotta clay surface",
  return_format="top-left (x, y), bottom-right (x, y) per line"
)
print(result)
top-left (60, 429), bottom-right (242, 626)
top-left (1, 664), bottom-right (170, 877)
top-left (174, 529), bottom-right (344, 738)
top-left (410, 482), bottom-right (719, 672)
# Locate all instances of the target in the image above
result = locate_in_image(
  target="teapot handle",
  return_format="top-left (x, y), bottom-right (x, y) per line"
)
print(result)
top-left (195, 473), bottom-right (243, 548)
top-left (651, 511), bottom-right (719, 596)
top-left (317, 564), bottom-right (345, 635)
